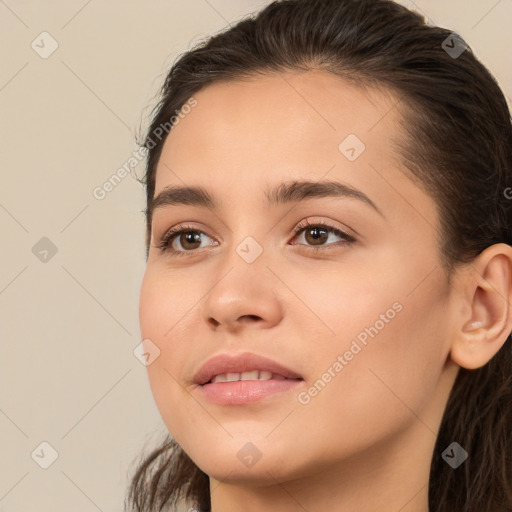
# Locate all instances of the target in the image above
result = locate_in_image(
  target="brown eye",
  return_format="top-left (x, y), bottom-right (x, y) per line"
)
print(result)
top-left (291, 221), bottom-right (356, 249)
top-left (158, 225), bottom-right (217, 256)
top-left (303, 226), bottom-right (329, 246)
top-left (176, 231), bottom-right (203, 250)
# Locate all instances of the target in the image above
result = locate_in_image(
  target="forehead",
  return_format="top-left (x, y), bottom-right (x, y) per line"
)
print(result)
top-left (154, 70), bottom-right (403, 192)
top-left (149, 70), bottom-right (441, 241)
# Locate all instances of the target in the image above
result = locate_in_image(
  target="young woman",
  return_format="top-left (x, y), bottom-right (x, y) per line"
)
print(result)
top-left (126, 0), bottom-right (512, 511)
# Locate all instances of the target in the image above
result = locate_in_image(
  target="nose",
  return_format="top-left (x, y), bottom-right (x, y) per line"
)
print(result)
top-left (201, 259), bottom-right (284, 333)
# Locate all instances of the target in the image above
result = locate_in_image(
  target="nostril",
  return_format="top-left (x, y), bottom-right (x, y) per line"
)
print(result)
top-left (239, 315), bottom-right (261, 322)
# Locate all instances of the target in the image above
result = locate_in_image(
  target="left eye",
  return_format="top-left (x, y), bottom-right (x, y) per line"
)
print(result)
top-left (290, 221), bottom-right (355, 248)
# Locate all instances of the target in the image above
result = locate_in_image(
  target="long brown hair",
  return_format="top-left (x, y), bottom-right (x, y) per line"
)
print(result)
top-left (126, 1), bottom-right (512, 510)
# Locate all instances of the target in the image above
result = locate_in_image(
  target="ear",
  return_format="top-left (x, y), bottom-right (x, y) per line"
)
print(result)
top-left (450, 243), bottom-right (512, 370)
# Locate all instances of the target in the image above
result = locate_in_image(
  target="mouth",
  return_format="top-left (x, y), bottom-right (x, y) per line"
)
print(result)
top-left (207, 370), bottom-right (300, 384)
top-left (194, 352), bottom-right (304, 405)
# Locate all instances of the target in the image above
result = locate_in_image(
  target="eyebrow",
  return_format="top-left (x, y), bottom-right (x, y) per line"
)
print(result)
top-left (149, 179), bottom-right (383, 217)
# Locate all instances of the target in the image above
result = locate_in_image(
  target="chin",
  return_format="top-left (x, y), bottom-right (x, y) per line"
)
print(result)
top-left (188, 437), bottom-right (316, 487)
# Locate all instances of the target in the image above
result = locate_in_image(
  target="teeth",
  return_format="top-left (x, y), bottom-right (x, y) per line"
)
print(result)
top-left (240, 370), bottom-right (259, 381)
top-left (210, 370), bottom-right (285, 383)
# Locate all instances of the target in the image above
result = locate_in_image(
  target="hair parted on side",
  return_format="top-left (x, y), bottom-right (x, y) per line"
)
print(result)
top-left (126, 1), bottom-right (512, 511)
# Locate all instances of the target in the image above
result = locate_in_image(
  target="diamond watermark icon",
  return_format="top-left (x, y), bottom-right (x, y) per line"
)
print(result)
top-left (31, 441), bottom-right (59, 469)
top-left (441, 441), bottom-right (468, 469)
top-left (236, 236), bottom-right (263, 264)
top-left (442, 33), bottom-right (468, 59)
top-left (32, 237), bottom-right (58, 263)
top-left (338, 134), bottom-right (366, 161)
top-left (133, 338), bottom-right (161, 366)
top-left (31, 32), bottom-right (59, 59)
top-left (237, 442), bottom-right (262, 468)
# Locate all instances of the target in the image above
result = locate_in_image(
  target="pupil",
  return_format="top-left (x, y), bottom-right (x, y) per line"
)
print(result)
top-left (307, 227), bottom-right (327, 245)
top-left (183, 231), bottom-right (200, 248)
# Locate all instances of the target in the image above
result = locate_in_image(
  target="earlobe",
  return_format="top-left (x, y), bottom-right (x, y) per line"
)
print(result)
top-left (450, 243), bottom-right (512, 370)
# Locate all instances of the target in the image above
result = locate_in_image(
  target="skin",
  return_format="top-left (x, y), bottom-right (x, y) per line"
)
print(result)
top-left (138, 70), bottom-right (512, 512)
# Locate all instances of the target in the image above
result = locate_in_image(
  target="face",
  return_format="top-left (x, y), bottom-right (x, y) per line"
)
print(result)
top-left (139, 70), bottom-right (458, 484)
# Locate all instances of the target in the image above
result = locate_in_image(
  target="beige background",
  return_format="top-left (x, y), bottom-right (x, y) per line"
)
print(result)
top-left (1, 1), bottom-right (511, 511)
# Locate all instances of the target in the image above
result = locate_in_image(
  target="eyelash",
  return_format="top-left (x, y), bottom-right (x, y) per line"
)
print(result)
top-left (156, 219), bottom-right (356, 257)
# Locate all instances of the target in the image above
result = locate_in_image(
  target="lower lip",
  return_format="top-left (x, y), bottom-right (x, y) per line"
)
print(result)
top-left (199, 379), bottom-right (303, 405)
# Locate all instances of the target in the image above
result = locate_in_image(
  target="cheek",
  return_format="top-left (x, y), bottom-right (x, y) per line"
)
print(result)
top-left (138, 269), bottom-right (188, 422)
top-left (139, 265), bottom-right (230, 446)
top-left (139, 268), bottom-right (175, 338)
top-left (298, 273), bottom-right (451, 448)
top-left (139, 264), bottom-right (203, 345)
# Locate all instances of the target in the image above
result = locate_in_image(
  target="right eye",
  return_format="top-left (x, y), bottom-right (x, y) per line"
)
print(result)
top-left (156, 224), bottom-right (218, 256)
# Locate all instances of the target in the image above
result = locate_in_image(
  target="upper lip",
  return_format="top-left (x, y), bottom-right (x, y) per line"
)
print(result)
top-left (194, 352), bottom-right (303, 385)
